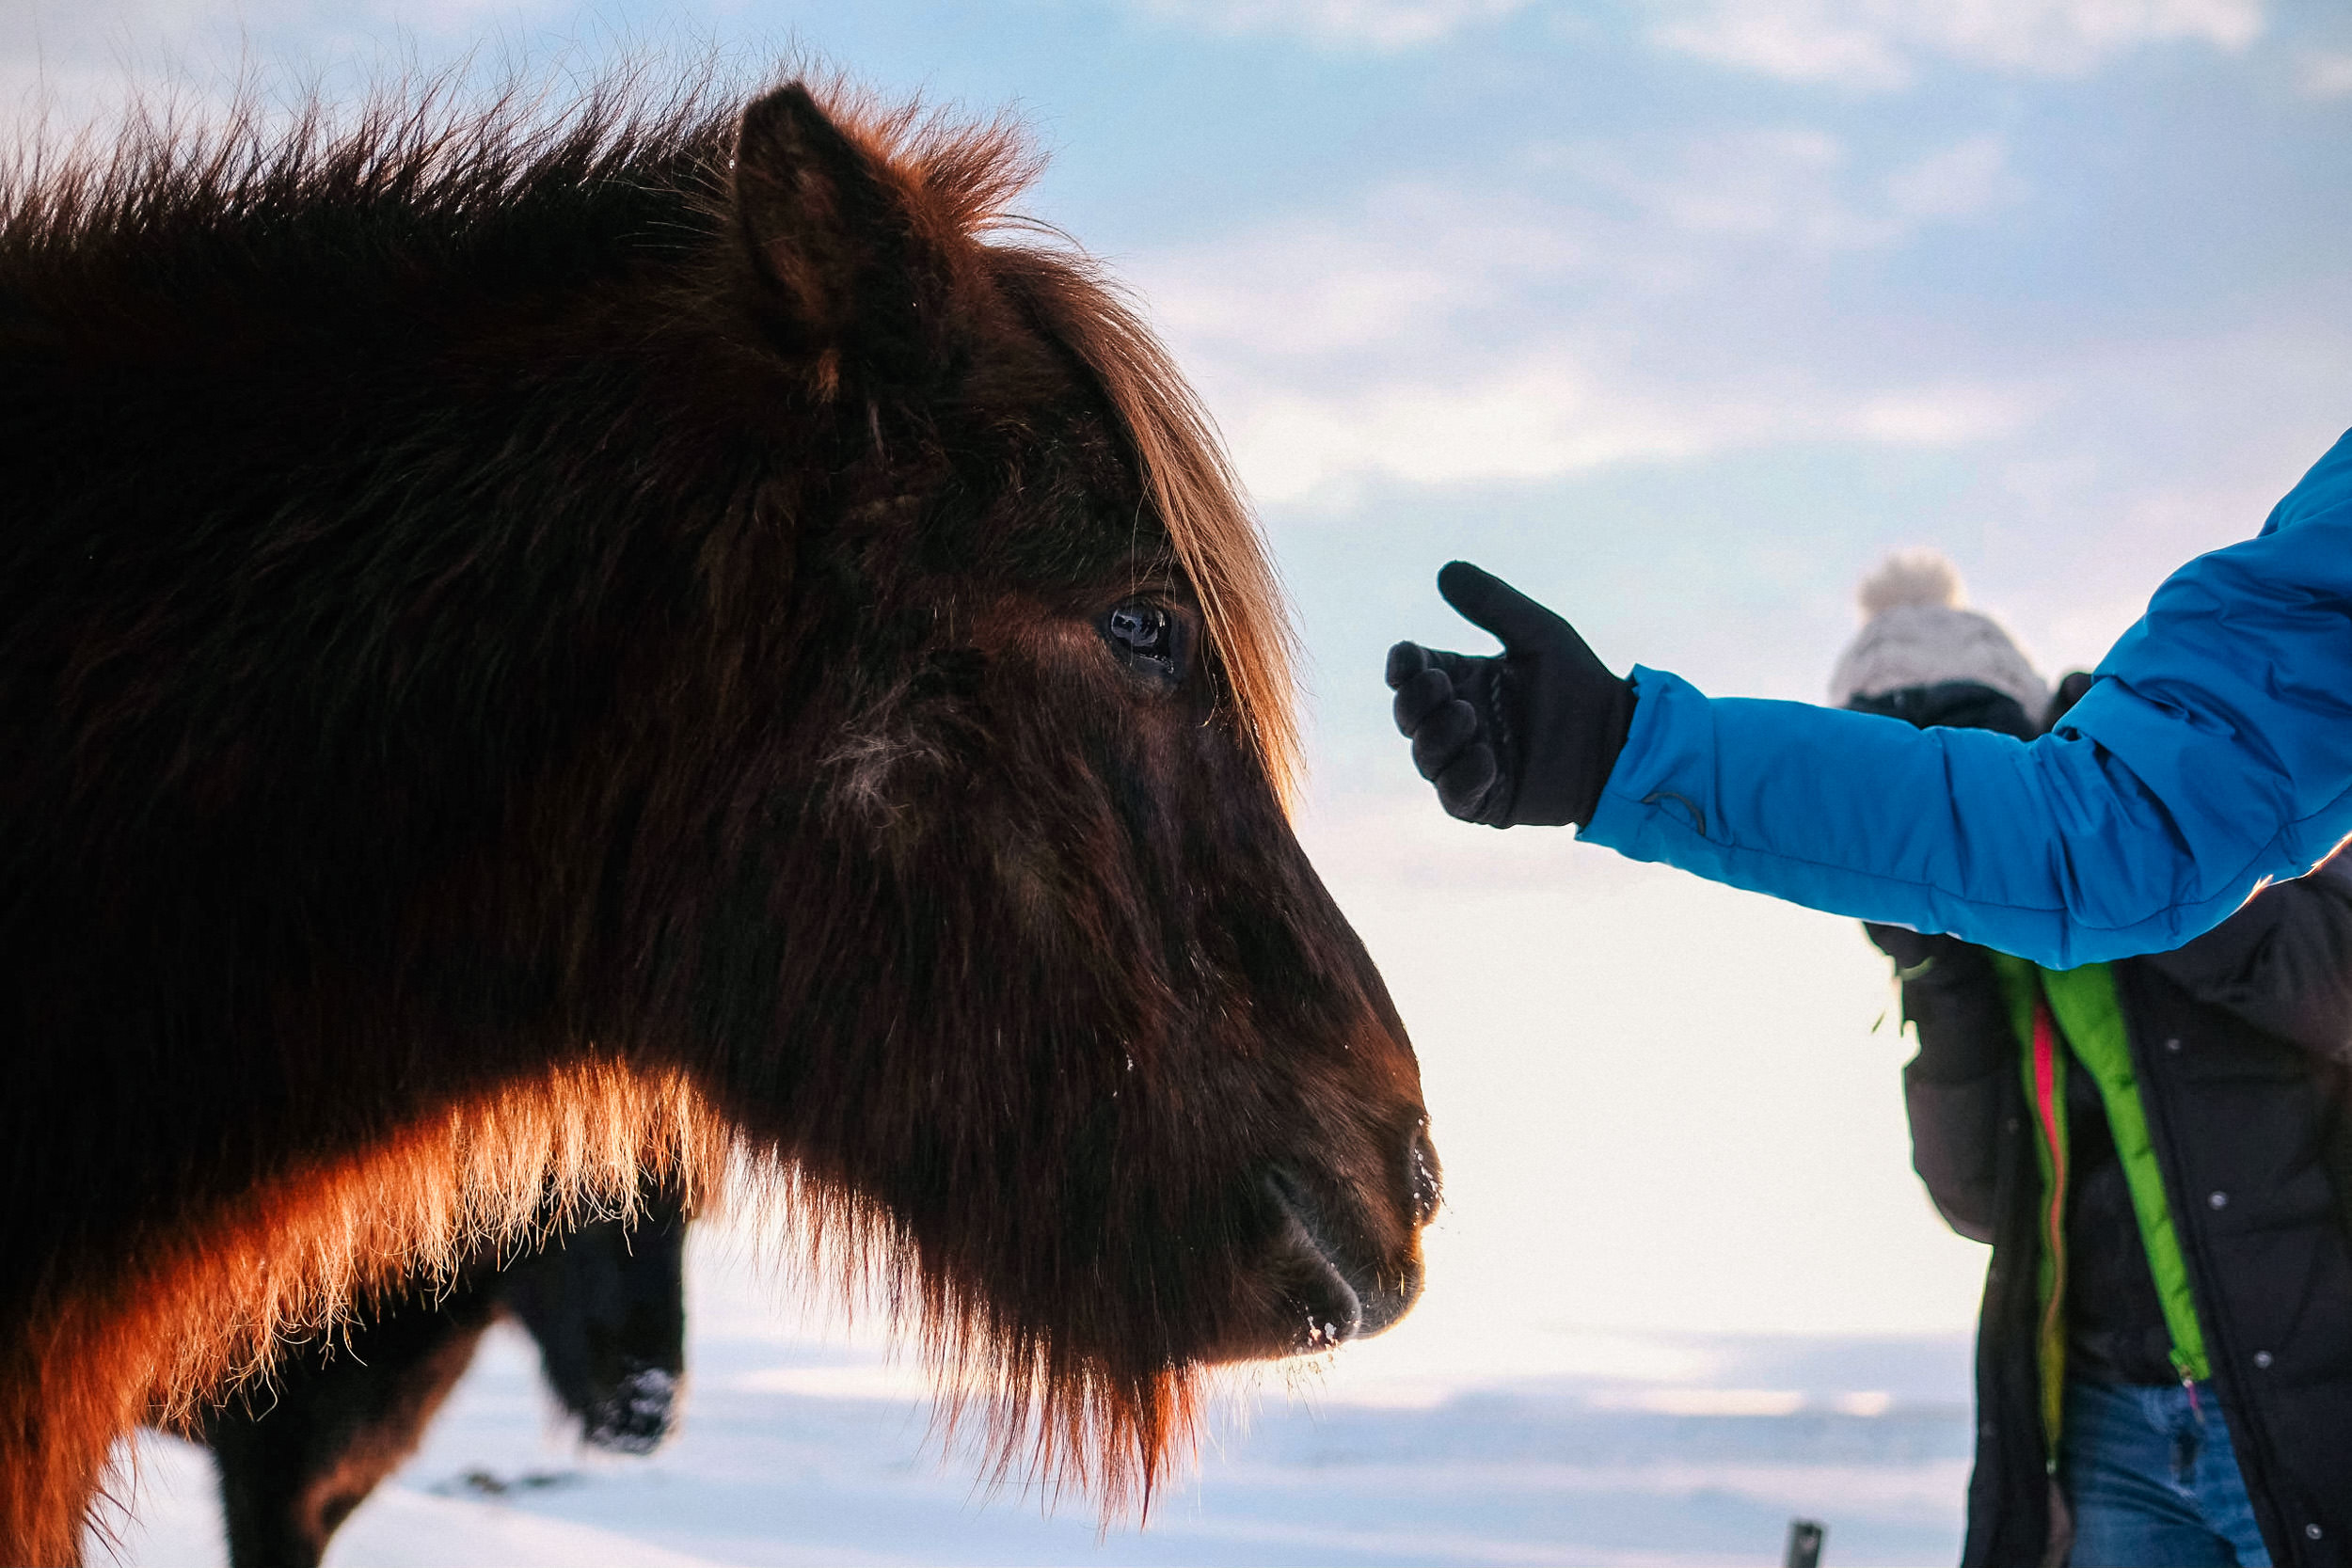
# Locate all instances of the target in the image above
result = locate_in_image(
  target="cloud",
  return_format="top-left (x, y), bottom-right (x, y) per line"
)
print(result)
top-left (0, 0), bottom-right (574, 135)
top-left (1135, 0), bottom-right (1528, 49)
top-left (2297, 51), bottom-right (2352, 98)
top-left (1555, 127), bottom-right (1908, 249)
top-left (1145, 129), bottom-right (2019, 345)
top-left (1883, 132), bottom-right (2019, 219)
top-left (1130, 0), bottom-right (2264, 67)
top-left (1138, 130), bottom-right (2040, 501)
top-left (1543, 128), bottom-right (2018, 250)
top-left (1648, 0), bottom-right (2264, 90)
top-left (1227, 361), bottom-right (1724, 496)
top-left (1210, 356), bottom-right (2039, 500)
top-left (1847, 383), bottom-right (2037, 444)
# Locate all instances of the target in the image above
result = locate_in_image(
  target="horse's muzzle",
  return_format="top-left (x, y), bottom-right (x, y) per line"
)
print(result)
top-left (1263, 1147), bottom-right (1429, 1352)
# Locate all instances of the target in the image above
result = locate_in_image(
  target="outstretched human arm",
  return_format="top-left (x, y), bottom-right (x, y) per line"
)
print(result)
top-left (1393, 427), bottom-right (2352, 968)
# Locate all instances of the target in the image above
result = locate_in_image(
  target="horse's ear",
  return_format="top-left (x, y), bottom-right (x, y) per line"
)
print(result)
top-left (732, 86), bottom-right (917, 369)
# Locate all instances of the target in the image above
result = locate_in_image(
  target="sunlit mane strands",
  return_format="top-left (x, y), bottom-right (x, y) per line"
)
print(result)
top-left (0, 74), bottom-right (729, 278)
top-left (0, 68), bottom-right (1420, 1564)
top-left (994, 248), bottom-right (1302, 800)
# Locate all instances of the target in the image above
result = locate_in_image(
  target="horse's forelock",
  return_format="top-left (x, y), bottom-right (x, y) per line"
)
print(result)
top-left (825, 97), bottom-right (1303, 802)
top-left (986, 249), bottom-right (1304, 803)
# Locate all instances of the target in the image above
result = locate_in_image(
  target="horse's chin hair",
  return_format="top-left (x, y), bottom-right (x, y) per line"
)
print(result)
top-left (56, 1067), bottom-right (1199, 1544)
top-left (698, 1164), bottom-right (1209, 1524)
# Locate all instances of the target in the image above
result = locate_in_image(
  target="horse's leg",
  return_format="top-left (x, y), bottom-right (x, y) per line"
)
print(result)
top-left (498, 1185), bottom-right (689, 1452)
top-left (200, 1274), bottom-right (500, 1568)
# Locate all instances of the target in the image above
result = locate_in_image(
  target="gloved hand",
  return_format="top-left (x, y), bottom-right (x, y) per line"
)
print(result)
top-left (1864, 924), bottom-right (2009, 1085)
top-left (1386, 561), bottom-right (1635, 829)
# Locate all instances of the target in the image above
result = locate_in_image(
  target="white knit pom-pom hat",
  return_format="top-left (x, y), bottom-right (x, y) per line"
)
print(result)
top-left (1828, 548), bottom-right (2048, 719)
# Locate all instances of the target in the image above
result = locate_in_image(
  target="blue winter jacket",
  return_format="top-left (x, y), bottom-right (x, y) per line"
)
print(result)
top-left (1580, 427), bottom-right (2352, 968)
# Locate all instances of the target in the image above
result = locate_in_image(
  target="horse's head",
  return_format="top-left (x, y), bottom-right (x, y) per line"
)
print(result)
top-left (649, 86), bottom-right (1438, 1494)
top-left (0, 68), bottom-right (1435, 1556)
top-left (499, 1187), bottom-right (689, 1455)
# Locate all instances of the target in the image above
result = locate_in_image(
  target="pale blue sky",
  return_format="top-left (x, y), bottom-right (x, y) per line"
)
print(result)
top-left (17, 0), bottom-right (2352, 1354)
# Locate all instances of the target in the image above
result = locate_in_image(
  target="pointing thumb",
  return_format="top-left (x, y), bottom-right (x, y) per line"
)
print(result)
top-left (1436, 561), bottom-right (1569, 653)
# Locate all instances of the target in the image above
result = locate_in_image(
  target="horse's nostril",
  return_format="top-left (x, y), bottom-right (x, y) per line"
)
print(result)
top-left (1264, 1172), bottom-right (1366, 1351)
top-left (1258, 1163), bottom-right (1426, 1356)
top-left (1287, 1250), bottom-right (1364, 1353)
top-left (1407, 1121), bottom-right (1441, 1227)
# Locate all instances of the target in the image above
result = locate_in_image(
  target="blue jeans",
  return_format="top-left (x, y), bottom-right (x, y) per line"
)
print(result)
top-left (2063, 1379), bottom-right (2271, 1566)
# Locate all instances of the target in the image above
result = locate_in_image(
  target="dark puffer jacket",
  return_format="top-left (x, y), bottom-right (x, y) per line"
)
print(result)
top-left (1877, 855), bottom-right (2352, 1567)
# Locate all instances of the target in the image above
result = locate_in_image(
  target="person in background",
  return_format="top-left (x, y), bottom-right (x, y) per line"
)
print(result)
top-left (1835, 553), bottom-right (2352, 1568)
top-left (1386, 428), bottom-right (2352, 970)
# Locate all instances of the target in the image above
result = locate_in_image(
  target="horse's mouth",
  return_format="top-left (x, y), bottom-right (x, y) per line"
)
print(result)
top-left (1263, 1168), bottom-right (1422, 1352)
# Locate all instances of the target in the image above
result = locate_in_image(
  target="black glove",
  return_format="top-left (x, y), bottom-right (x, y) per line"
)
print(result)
top-left (1864, 923), bottom-right (2010, 1084)
top-left (1862, 922), bottom-right (1950, 977)
top-left (2046, 670), bottom-right (2100, 729)
top-left (1386, 561), bottom-right (1635, 829)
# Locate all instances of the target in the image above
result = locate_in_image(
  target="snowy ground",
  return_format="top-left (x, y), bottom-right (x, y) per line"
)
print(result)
top-left (93, 1226), bottom-right (1975, 1567)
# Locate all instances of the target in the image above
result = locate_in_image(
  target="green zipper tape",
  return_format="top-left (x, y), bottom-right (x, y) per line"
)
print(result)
top-left (1991, 953), bottom-right (2211, 1421)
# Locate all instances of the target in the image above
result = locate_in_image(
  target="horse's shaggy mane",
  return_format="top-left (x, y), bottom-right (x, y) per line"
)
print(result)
top-left (0, 69), bottom-right (1302, 796)
top-left (6, 69), bottom-right (1309, 1544)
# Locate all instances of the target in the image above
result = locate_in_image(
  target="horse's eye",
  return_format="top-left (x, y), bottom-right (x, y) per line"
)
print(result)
top-left (1101, 598), bottom-right (1185, 682)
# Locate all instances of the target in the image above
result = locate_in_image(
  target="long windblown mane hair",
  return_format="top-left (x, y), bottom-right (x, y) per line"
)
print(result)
top-left (0, 65), bottom-right (1423, 1561)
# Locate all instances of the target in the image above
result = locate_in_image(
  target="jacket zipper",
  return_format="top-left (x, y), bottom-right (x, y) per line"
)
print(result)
top-left (2029, 999), bottom-right (2069, 1470)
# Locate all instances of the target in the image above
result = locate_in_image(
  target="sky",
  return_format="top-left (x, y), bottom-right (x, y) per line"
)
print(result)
top-left (12, 0), bottom-right (2352, 1373)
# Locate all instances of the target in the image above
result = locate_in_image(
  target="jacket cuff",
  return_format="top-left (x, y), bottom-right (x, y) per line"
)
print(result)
top-left (1581, 666), bottom-right (1720, 850)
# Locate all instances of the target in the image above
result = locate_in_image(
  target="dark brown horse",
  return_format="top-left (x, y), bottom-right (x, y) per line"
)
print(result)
top-left (0, 73), bottom-right (1438, 1562)
top-left (198, 1187), bottom-right (689, 1567)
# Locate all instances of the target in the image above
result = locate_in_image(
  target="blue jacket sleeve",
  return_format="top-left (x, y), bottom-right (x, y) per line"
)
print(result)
top-left (1579, 426), bottom-right (2352, 968)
